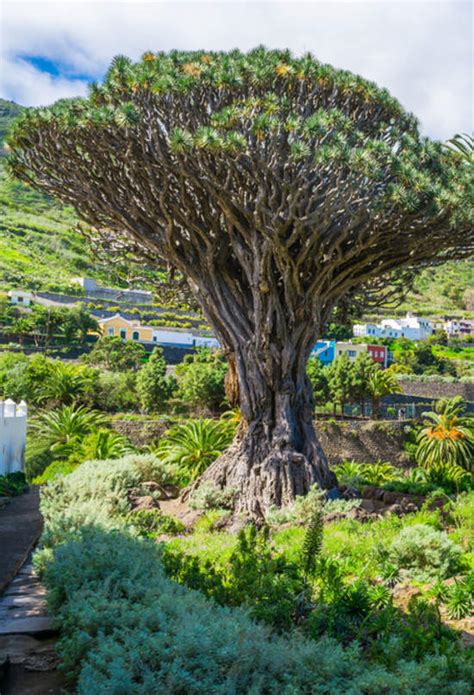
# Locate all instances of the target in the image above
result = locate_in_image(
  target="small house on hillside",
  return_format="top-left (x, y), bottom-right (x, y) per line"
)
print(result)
top-left (97, 314), bottom-right (219, 349)
top-left (7, 290), bottom-right (34, 307)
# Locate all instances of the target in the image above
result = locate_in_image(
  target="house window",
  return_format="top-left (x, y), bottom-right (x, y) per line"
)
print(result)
top-left (132, 331), bottom-right (140, 341)
top-left (120, 329), bottom-right (127, 340)
top-left (347, 350), bottom-right (356, 357)
top-left (108, 327), bottom-right (114, 336)
top-left (17, 296), bottom-right (23, 303)
top-left (153, 336), bottom-right (158, 342)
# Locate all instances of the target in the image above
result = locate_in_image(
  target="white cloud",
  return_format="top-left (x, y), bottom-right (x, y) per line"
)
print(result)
top-left (1, 0), bottom-right (472, 139)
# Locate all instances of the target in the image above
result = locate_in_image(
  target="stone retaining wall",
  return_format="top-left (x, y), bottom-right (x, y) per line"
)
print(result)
top-left (398, 379), bottom-right (474, 402)
top-left (315, 419), bottom-right (411, 467)
top-left (111, 416), bottom-right (412, 468)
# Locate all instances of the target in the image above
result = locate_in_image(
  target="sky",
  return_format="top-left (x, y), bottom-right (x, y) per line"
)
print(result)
top-left (0, 0), bottom-right (472, 141)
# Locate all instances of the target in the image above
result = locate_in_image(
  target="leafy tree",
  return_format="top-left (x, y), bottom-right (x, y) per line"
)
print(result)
top-left (136, 347), bottom-right (174, 413)
top-left (327, 354), bottom-right (354, 415)
top-left (351, 352), bottom-right (377, 411)
top-left (84, 336), bottom-right (145, 372)
top-left (366, 367), bottom-right (402, 418)
top-left (177, 349), bottom-right (228, 412)
top-left (8, 48), bottom-right (473, 515)
top-left (416, 397), bottom-right (473, 473)
top-left (306, 357), bottom-right (330, 408)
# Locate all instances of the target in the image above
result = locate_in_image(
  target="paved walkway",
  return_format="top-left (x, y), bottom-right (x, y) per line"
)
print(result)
top-left (0, 488), bottom-right (43, 595)
top-left (0, 488), bottom-right (65, 693)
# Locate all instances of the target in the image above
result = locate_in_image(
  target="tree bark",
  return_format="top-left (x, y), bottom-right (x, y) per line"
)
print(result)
top-left (194, 340), bottom-right (337, 518)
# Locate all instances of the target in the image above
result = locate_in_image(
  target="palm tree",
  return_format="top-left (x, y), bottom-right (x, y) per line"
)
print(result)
top-left (445, 133), bottom-right (474, 165)
top-left (68, 428), bottom-right (133, 464)
top-left (416, 396), bottom-right (473, 473)
top-left (36, 361), bottom-right (95, 407)
top-left (32, 405), bottom-right (106, 460)
top-left (155, 419), bottom-right (234, 481)
top-left (366, 368), bottom-right (402, 418)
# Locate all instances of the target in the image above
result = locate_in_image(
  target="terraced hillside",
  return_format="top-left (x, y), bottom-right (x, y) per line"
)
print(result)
top-left (0, 98), bottom-right (472, 316)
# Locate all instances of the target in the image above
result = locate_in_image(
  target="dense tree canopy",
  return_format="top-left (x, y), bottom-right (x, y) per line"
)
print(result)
top-left (7, 48), bottom-right (473, 516)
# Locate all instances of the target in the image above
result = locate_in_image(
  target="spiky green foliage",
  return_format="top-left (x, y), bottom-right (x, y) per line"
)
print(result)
top-left (31, 404), bottom-right (106, 460)
top-left (5, 50), bottom-right (472, 349)
top-left (416, 396), bottom-right (474, 473)
top-left (154, 418), bottom-right (235, 481)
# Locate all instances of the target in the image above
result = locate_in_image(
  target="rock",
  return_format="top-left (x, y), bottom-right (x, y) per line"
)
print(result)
top-left (361, 486), bottom-right (385, 501)
top-left (360, 499), bottom-right (377, 514)
top-left (129, 496), bottom-right (160, 512)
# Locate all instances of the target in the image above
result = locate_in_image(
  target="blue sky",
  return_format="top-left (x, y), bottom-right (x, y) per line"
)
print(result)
top-left (1, 0), bottom-right (472, 140)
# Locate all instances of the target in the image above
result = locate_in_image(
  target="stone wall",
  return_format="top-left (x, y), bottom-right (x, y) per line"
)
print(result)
top-left (315, 419), bottom-right (411, 467)
top-left (397, 379), bottom-right (474, 402)
top-left (110, 418), bottom-right (175, 448)
top-left (111, 416), bottom-right (412, 468)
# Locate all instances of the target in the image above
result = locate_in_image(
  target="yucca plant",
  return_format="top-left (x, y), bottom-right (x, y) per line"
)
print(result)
top-left (154, 419), bottom-right (235, 481)
top-left (416, 396), bottom-right (474, 474)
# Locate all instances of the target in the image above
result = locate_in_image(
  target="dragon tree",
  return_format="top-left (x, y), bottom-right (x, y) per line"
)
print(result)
top-left (7, 48), bottom-right (473, 517)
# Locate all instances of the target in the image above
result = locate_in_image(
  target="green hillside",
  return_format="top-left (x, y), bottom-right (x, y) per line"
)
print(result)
top-left (0, 98), bottom-right (472, 316)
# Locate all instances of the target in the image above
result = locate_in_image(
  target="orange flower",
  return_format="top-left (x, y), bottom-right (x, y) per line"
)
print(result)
top-left (275, 64), bottom-right (291, 76)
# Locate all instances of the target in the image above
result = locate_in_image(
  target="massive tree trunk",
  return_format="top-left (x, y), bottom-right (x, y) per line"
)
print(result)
top-left (194, 335), bottom-right (336, 518)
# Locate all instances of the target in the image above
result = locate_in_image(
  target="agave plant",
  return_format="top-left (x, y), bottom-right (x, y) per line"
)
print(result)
top-left (416, 396), bottom-right (474, 473)
top-left (32, 405), bottom-right (106, 460)
top-left (155, 418), bottom-right (235, 480)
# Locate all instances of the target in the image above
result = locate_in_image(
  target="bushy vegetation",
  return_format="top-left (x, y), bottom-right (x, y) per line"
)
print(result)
top-left (33, 456), bottom-right (474, 693)
top-left (0, 471), bottom-right (27, 496)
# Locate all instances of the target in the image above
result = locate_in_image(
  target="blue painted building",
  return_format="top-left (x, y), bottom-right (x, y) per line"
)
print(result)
top-left (310, 340), bottom-right (336, 365)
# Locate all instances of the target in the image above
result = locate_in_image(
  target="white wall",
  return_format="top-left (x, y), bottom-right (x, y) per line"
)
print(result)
top-left (0, 400), bottom-right (27, 475)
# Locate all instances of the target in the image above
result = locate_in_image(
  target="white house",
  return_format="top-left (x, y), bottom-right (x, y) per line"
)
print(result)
top-left (0, 399), bottom-right (27, 475)
top-left (444, 319), bottom-right (474, 339)
top-left (354, 313), bottom-right (433, 341)
top-left (353, 323), bottom-right (403, 339)
top-left (8, 290), bottom-right (34, 307)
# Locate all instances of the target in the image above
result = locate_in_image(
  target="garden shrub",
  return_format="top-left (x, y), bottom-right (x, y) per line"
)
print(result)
top-left (0, 471), bottom-right (27, 496)
top-left (125, 509), bottom-right (186, 537)
top-left (93, 370), bottom-right (139, 412)
top-left (32, 460), bottom-right (79, 485)
top-left (188, 482), bottom-right (236, 510)
top-left (34, 456), bottom-right (474, 693)
top-left (176, 348), bottom-right (228, 411)
top-left (389, 524), bottom-right (464, 581)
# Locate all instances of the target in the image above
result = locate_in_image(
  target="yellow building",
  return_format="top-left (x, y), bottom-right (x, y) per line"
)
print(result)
top-left (97, 314), bottom-right (153, 343)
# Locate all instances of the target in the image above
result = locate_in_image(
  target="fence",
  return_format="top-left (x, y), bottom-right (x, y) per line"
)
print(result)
top-left (0, 400), bottom-right (27, 475)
